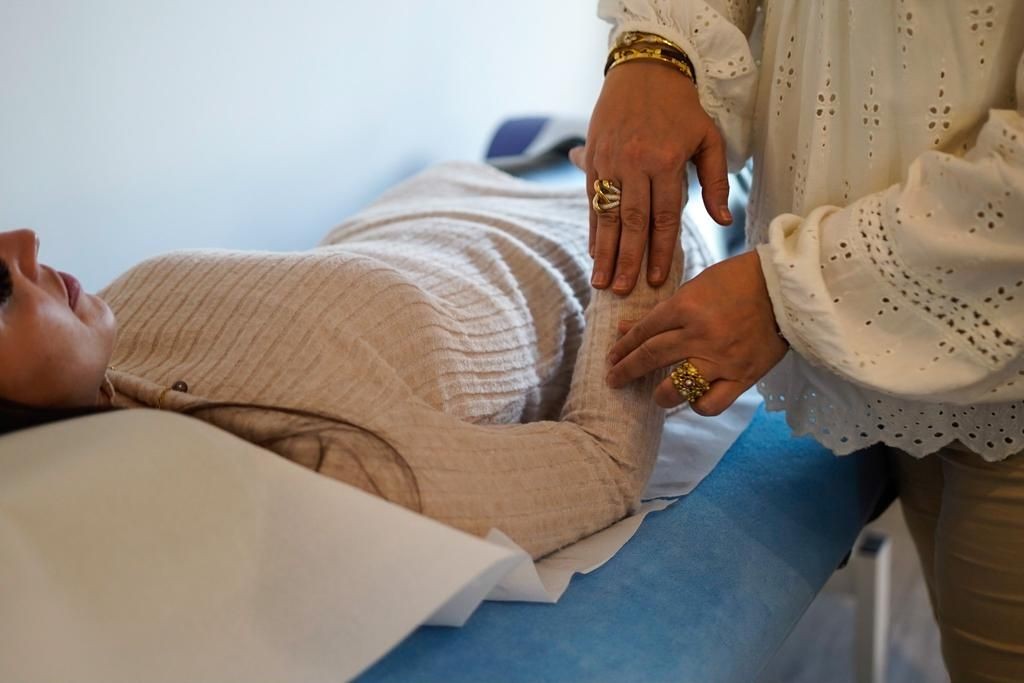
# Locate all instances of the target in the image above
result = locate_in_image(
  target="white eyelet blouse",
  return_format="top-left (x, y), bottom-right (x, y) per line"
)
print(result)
top-left (598, 0), bottom-right (1024, 459)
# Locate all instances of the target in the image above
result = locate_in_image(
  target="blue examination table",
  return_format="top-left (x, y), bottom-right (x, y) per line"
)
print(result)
top-left (359, 406), bottom-right (892, 682)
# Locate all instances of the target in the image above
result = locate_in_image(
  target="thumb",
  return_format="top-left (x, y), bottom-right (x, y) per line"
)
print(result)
top-left (568, 145), bottom-right (587, 171)
top-left (693, 129), bottom-right (732, 226)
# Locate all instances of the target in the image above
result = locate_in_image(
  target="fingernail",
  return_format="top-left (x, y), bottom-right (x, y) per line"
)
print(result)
top-left (649, 267), bottom-right (663, 283)
top-left (613, 274), bottom-right (630, 290)
top-left (592, 270), bottom-right (608, 287)
top-left (720, 206), bottom-right (733, 223)
top-left (607, 352), bottom-right (619, 365)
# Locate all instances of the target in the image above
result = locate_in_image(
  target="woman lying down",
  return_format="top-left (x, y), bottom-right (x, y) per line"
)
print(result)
top-left (0, 162), bottom-right (711, 559)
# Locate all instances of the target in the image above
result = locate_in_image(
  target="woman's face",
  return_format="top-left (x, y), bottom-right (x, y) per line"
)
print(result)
top-left (0, 229), bottom-right (116, 407)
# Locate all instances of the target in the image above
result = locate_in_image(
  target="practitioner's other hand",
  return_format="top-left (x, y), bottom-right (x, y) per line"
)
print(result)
top-left (573, 61), bottom-right (731, 297)
top-left (604, 250), bottom-right (787, 416)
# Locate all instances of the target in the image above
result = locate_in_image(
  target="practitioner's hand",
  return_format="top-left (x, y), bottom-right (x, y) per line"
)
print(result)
top-left (572, 60), bottom-right (732, 296)
top-left (604, 250), bottom-right (787, 416)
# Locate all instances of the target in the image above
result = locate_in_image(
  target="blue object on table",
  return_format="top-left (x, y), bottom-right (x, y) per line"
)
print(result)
top-left (359, 406), bottom-right (891, 682)
top-left (485, 116), bottom-right (588, 173)
top-left (485, 117), bottom-right (550, 160)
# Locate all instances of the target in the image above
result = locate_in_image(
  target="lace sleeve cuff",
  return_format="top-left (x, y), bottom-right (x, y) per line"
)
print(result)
top-left (756, 212), bottom-right (840, 374)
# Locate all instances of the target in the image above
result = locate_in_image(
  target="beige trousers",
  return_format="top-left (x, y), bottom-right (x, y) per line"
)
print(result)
top-left (893, 444), bottom-right (1024, 683)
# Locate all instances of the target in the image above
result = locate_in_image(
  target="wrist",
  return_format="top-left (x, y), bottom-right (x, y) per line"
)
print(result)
top-left (751, 247), bottom-right (789, 347)
top-left (606, 59), bottom-right (698, 92)
top-left (604, 60), bottom-right (700, 105)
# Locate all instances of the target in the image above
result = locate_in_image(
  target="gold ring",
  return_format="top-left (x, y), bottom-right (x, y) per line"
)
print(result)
top-left (670, 360), bottom-right (711, 404)
top-left (592, 179), bottom-right (622, 214)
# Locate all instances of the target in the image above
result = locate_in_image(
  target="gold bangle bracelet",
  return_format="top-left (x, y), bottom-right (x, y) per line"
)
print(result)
top-left (608, 31), bottom-right (697, 84)
top-left (606, 46), bottom-right (696, 84)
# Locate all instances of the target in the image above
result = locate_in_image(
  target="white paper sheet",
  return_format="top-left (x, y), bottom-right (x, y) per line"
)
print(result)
top-left (483, 498), bottom-right (675, 604)
top-left (0, 411), bottom-right (521, 683)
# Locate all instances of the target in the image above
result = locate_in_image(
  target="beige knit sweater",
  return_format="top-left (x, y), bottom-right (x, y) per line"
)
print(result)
top-left (103, 162), bottom-right (710, 558)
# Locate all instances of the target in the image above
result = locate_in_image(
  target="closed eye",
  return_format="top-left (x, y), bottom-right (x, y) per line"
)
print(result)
top-left (0, 260), bottom-right (11, 307)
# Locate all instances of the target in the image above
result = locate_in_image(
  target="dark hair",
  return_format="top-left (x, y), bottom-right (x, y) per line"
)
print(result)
top-left (0, 398), bottom-right (112, 436)
top-left (181, 401), bottom-right (422, 512)
top-left (0, 397), bottom-right (422, 513)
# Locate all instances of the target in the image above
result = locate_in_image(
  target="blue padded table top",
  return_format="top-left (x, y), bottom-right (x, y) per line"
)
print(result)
top-left (359, 407), bottom-right (890, 683)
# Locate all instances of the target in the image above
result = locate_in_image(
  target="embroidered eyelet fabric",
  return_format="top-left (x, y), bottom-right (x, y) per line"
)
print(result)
top-left (599, 0), bottom-right (1024, 459)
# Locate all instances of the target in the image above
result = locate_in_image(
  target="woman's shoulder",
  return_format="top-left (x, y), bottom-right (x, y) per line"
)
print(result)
top-left (99, 249), bottom-right (251, 299)
top-left (100, 248), bottom-right (416, 314)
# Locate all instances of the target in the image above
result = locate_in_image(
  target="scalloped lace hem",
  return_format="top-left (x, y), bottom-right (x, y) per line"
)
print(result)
top-left (758, 356), bottom-right (1023, 462)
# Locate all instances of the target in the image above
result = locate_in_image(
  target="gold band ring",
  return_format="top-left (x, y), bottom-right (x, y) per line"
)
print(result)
top-left (670, 360), bottom-right (711, 404)
top-left (592, 179), bottom-right (622, 214)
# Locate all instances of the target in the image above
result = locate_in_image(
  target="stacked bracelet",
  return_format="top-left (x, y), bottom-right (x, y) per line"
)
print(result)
top-left (604, 31), bottom-right (697, 85)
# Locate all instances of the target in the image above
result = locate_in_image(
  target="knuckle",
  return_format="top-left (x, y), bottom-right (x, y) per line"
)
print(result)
top-left (651, 210), bottom-right (680, 233)
top-left (620, 207), bottom-right (648, 232)
top-left (648, 149), bottom-right (680, 172)
top-left (647, 247), bottom-right (668, 264)
top-left (705, 174), bottom-right (730, 192)
top-left (638, 342), bottom-right (660, 367)
top-left (594, 247), bottom-right (617, 263)
top-left (616, 255), bottom-right (640, 274)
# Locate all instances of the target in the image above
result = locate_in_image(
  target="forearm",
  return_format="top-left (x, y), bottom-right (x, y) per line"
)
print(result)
top-left (558, 242), bottom-right (684, 487)
top-left (377, 243), bottom-right (684, 559)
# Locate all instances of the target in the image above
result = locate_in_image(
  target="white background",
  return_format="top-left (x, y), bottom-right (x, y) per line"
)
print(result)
top-left (0, 1), bottom-right (607, 289)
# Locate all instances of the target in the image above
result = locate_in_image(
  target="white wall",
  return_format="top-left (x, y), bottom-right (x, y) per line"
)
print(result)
top-left (0, 1), bottom-right (607, 289)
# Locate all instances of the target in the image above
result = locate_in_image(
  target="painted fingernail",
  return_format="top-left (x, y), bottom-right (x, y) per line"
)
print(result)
top-left (592, 270), bottom-right (608, 287)
top-left (649, 267), bottom-right (663, 282)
